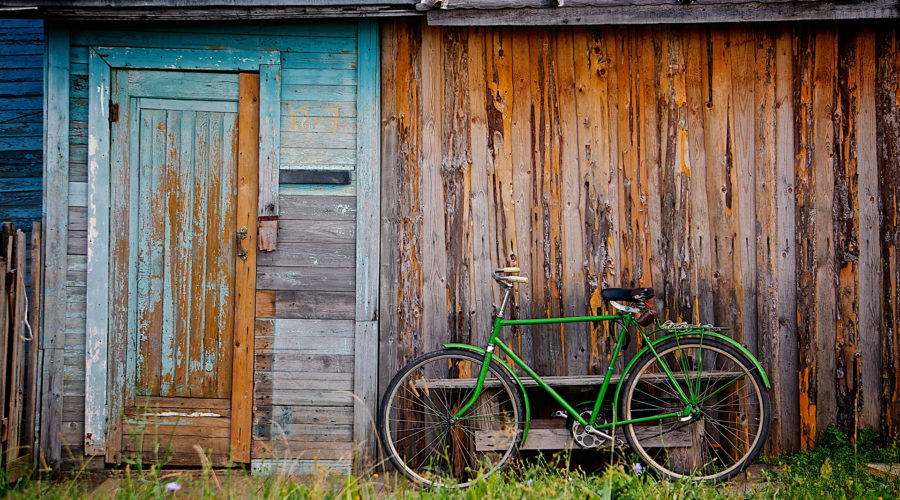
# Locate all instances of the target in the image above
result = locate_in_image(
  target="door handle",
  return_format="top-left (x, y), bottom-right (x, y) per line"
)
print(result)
top-left (237, 226), bottom-right (248, 260)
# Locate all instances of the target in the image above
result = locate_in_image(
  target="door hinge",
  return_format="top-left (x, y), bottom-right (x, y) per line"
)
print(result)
top-left (109, 101), bottom-right (119, 123)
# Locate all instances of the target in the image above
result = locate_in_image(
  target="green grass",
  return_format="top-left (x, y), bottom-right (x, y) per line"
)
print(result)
top-left (1, 428), bottom-right (897, 499)
top-left (754, 427), bottom-right (900, 500)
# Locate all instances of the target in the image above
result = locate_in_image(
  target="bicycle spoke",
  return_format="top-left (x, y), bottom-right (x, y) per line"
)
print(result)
top-left (622, 339), bottom-right (768, 481)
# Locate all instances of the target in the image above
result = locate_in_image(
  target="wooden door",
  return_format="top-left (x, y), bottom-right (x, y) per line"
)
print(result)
top-left (107, 69), bottom-right (253, 465)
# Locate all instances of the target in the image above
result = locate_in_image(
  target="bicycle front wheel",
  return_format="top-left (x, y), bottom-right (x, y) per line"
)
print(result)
top-left (378, 348), bottom-right (525, 488)
top-left (619, 337), bottom-right (770, 482)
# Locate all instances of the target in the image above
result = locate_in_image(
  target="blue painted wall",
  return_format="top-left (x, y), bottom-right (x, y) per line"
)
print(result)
top-left (0, 19), bottom-right (43, 234)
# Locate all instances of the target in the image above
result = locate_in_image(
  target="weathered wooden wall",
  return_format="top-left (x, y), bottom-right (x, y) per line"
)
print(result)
top-left (378, 19), bottom-right (900, 453)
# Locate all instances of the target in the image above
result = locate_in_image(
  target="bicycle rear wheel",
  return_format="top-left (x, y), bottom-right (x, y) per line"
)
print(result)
top-left (378, 348), bottom-right (525, 488)
top-left (619, 337), bottom-right (770, 481)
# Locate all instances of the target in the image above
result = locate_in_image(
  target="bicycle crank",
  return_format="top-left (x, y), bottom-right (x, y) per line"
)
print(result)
top-left (570, 409), bottom-right (615, 449)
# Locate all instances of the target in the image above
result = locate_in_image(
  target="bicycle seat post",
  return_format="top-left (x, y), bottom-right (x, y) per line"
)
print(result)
top-left (492, 267), bottom-right (526, 320)
top-left (497, 285), bottom-right (513, 319)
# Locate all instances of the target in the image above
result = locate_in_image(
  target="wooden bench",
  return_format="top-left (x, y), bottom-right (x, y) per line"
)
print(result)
top-left (476, 419), bottom-right (693, 451)
top-left (413, 371), bottom-right (743, 451)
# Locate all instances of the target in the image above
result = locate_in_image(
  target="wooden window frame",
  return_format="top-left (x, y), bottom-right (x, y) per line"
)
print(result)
top-left (83, 46), bottom-right (280, 459)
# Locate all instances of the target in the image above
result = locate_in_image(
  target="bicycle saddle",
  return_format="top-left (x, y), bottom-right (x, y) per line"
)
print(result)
top-left (600, 287), bottom-right (655, 302)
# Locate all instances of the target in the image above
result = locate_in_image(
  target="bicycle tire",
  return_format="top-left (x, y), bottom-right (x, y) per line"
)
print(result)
top-left (619, 337), bottom-right (771, 482)
top-left (378, 348), bottom-right (525, 488)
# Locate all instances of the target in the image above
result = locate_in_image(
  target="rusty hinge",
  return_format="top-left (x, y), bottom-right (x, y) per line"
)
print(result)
top-left (109, 101), bottom-right (119, 123)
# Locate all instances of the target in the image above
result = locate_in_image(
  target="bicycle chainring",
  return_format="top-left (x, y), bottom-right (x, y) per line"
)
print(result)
top-left (570, 409), bottom-right (609, 449)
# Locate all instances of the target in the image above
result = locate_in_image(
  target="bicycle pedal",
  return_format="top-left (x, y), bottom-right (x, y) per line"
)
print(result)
top-left (551, 410), bottom-right (568, 418)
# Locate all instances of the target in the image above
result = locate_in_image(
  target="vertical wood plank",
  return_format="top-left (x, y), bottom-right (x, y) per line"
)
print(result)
top-left (875, 27), bottom-right (900, 435)
top-left (84, 48), bottom-right (110, 456)
top-left (812, 27), bottom-right (837, 438)
top-left (172, 110), bottom-right (195, 398)
top-left (232, 72), bottom-right (260, 463)
top-left (353, 19), bottom-right (380, 466)
top-left (0, 251), bottom-right (6, 469)
top-left (775, 28), bottom-right (800, 452)
top-left (730, 28), bottom-right (758, 354)
top-left (685, 28), bottom-right (714, 328)
top-left (574, 28), bottom-right (616, 374)
top-left (795, 26), bottom-right (817, 448)
top-left (216, 110), bottom-right (238, 398)
top-left (377, 21), bottom-right (401, 397)
top-left (556, 28), bottom-right (589, 375)
top-left (833, 29), bottom-right (860, 432)
top-left (420, 24), bottom-right (447, 355)
top-left (104, 69), bottom-right (133, 463)
top-left (510, 29), bottom-right (535, 367)
top-left (467, 28), bottom-right (494, 348)
top-left (189, 111), bottom-right (210, 397)
top-left (257, 64), bottom-right (281, 251)
top-left (856, 28), bottom-right (882, 431)
top-left (703, 30), bottom-right (738, 340)
top-left (441, 28), bottom-right (472, 350)
top-left (23, 223), bottom-right (43, 457)
top-left (6, 230), bottom-right (27, 461)
top-left (754, 28), bottom-right (780, 451)
top-left (40, 23), bottom-right (69, 467)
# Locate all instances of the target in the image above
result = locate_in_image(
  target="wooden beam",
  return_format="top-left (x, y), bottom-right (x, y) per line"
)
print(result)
top-left (40, 23), bottom-right (69, 469)
top-left (232, 72), bottom-right (260, 464)
top-left (96, 47), bottom-right (279, 71)
top-left (84, 47), bottom-right (111, 456)
top-left (426, 2), bottom-right (900, 25)
top-left (353, 18), bottom-right (381, 468)
top-left (257, 63), bottom-right (281, 251)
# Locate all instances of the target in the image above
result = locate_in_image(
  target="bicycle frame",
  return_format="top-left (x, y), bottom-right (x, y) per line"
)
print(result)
top-left (450, 284), bottom-right (692, 432)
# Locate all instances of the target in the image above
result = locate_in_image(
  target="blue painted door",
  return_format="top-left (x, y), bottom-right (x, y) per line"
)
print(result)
top-left (111, 69), bottom-right (242, 464)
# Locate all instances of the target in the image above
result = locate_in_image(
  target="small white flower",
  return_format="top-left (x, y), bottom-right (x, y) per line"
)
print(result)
top-left (525, 479), bottom-right (533, 486)
top-left (632, 463), bottom-right (643, 475)
top-left (165, 482), bottom-right (182, 492)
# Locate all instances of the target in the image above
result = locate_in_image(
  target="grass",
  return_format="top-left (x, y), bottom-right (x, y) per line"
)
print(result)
top-left (1, 428), bottom-right (898, 499)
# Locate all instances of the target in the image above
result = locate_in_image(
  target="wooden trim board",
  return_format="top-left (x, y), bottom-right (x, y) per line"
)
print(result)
top-left (84, 47), bottom-right (111, 456)
top-left (40, 23), bottom-right (70, 468)
top-left (232, 72), bottom-right (261, 464)
top-left (353, 19), bottom-right (381, 469)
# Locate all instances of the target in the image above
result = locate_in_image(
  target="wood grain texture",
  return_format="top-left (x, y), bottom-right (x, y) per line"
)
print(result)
top-left (40, 23), bottom-right (69, 468)
top-left (233, 72), bottom-right (260, 464)
top-left (84, 48), bottom-right (110, 456)
top-left (353, 19), bottom-right (380, 466)
top-left (379, 20), bottom-right (900, 452)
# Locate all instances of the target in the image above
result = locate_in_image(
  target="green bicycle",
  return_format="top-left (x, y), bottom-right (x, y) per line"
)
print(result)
top-left (378, 267), bottom-right (771, 488)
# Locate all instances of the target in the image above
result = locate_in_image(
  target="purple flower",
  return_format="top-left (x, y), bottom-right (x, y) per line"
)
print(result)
top-left (632, 463), bottom-right (643, 475)
top-left (166, 482), bottom-right (182, 492)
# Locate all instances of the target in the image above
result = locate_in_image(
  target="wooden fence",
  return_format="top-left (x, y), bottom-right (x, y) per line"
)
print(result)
top-left (377, 20), bottom-right (900, 454)
top-left (1, 222), bottom-right (42, 478)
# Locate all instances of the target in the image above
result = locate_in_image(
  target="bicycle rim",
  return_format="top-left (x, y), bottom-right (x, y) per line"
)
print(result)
top-left (379, 349), bottom-right (524, 488)
top-left (621, 338), bottom-right (769, 481)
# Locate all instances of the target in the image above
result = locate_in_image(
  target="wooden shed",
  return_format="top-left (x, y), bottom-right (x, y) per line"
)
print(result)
top-left (1, 0), bottom-right (899, 473)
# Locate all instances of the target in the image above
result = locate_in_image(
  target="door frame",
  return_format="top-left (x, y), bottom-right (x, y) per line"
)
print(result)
top-left (83, 46), bottom-right (280, 463)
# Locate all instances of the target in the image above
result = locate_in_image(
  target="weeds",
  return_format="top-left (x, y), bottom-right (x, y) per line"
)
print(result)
top-left (1, 428), bottom-right (897, 499)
